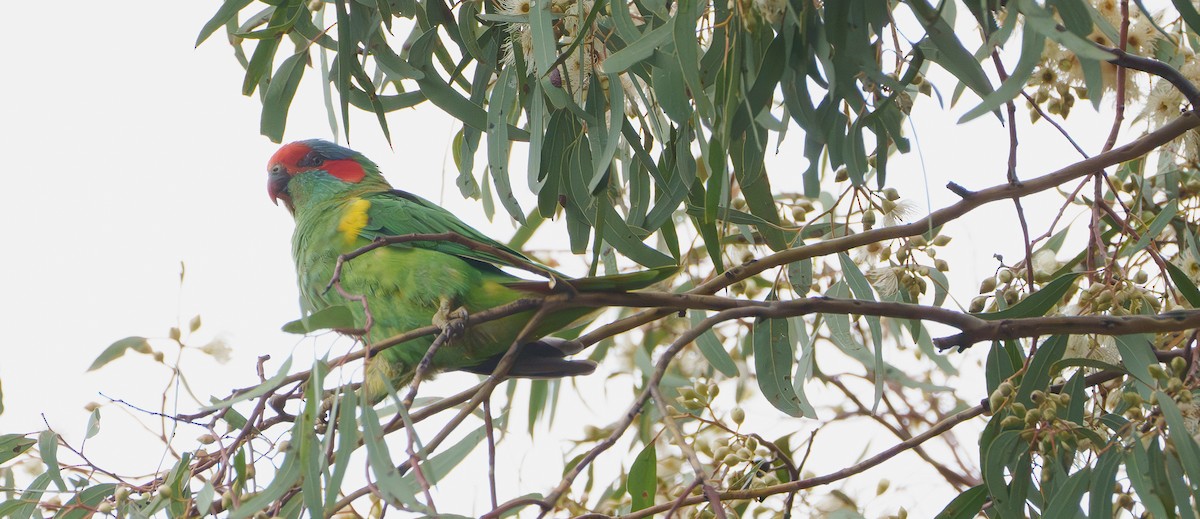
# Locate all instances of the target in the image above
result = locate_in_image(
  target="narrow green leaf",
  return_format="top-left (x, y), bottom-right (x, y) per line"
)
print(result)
top-left (787, 259), bottom-right (812, 296)
top-left (282, 305), bottom-right (357, 334)
top-left (600, 20), bottom-right (674, 74)
top-left (628, 443), bottom-right (657, 511)
top-left (195, 482), bottom-right (216, 516)
top-left (1164, 260), bottom-right (1200, 307)
top-left (403, 426), bottom-right (486, 486)
top-left (54, 484), bottom-right (116, 519)
top-left (924, 266), bottom-right (950, 307)
top-left (1042, 468), bottom-right (1090, 517)
top-left (1015, 335), bottom-right (1067, 406)
top-left (1089, 443), bottom-right (1123, 518)
top-left (790, 317), bottom-right (818, 418)
top-left (202, 357), bottom-right (294, 411)
top-left (527, 83), bottom-right (547, 193)
top-left (906, 0), bottom-right (994, 102)
top-left (8, 473), bottom-right (52, 519)
top-left (528, 379), bottom-right (549, 432)
top-left (84, 409), bottom-right (100, 440)
top-left (298, 361), bottom-right (327, 519)
top-left (1165, 451), bottom-right (1198, 519)
top-left (453, 128), bottom-right (482, 198)
top-left (526, 0), bottom-right (557, 78)
top-left (260, 51), bottom-right (308, 142)
top-left (1114, 335), bottom-right (1158, 396)
top-left (1122, 202), bottom-right (1176, 257)
top-left (752, 312), bottom-right (803, 417)
top-left (672, 0), bottom-right (713, 120)
top-left (1157, 391), bottom-right (1200, 509)
top-left (37, 431), bottom-right (65, 492)
top-left (934, 484), bottom-right (987, 519)
top-left (588, 73), bottom-right (625, 192)
top-left (372, 42), bottom-right (425, 81)
top-left (976, 273), bottom-right (1081, 320)
top-left (652, 56), bottom-right (692, 124)
top-left (230, 453), bottom-right (301, 519)
top-left (599, 206), bottom-right (675, 268)
top-left (346, 63), bottom-right (393, 145)
top-left (839, 253), bottom-right (884, 410)
top-left (1172, 0), bottom-right (1200, 37)
top-left (332, 1), bottom-right (353, 139)
top-left (409, 31), bottom-right (527, 139)
top-left (959, 23), bottom-right (1044, 123)
top-left (689, 311), bottom-right (738, 377)
top-left (981, 430), bottom-right (1027, 516)
top-left (242, 35), bottom-right (283, 96)
top-left (196, 0), bottom-right (254, 47)
top-left (324, 388), bottom-right (359, 512)
top-left (1127, 437), bottom-right (1171, 519)
top-left (89, 336), bottom-right (152, 371)
top-left (1018, 0), bottom-right (1117, 61)
top-left (0, 435), bottom-right (35, 465)
top-left (360, 400), bottom-right (421, 509)
top-left (487, 66), bottom-right (525, 223)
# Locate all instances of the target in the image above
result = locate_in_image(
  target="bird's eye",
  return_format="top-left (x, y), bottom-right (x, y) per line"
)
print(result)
top-left (270, 164), bottom-right (285, 174)
top-left (298, 151), bottom-right (325, 167)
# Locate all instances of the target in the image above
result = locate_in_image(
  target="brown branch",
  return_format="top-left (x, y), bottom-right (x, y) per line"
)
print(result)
top-left (932, 310), bottom-right (1200, 351)
top-left (1105, 48), bottom-right (1200, 108)
top-left (578, 113), bottom-right (1200, 347)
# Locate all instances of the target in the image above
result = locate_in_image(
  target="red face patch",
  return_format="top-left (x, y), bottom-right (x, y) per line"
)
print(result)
top-left (322, 160), bottom-right (366, 183)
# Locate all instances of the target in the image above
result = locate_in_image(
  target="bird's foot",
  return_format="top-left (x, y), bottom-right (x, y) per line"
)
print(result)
top-left (432, 297), bottom-right (469, 338)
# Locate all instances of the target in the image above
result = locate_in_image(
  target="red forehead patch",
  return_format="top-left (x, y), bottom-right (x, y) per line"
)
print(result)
top-left (268, 142), bottom-right (312, 171)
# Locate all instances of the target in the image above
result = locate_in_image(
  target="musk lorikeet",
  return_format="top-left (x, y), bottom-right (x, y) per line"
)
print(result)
top-left (266, 139), bottom-right (670, 399)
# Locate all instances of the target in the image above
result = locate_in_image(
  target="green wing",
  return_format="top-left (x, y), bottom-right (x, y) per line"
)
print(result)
top-left (359, 189), bottom-right (556, 275)
top-left (360, 189), bottom-right (676, 291)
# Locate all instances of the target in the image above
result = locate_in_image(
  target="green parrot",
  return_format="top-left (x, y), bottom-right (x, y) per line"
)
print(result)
top-left (267, 139), bottom-right (668, 399)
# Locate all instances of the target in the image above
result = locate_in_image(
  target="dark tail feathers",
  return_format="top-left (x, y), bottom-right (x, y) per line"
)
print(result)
top-left (458, 337), bottom-right (596, 378)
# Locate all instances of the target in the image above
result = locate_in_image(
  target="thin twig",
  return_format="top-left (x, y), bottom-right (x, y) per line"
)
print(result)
top-left (649, 384), bottom-right (727, 519)
top-left (612, 405), bottom-right (987, 519)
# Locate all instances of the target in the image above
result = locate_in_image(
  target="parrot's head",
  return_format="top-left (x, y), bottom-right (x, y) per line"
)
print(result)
top-left (267, 140), bottom-right (385, 214)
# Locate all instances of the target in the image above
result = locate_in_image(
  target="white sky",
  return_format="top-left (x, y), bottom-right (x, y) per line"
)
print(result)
top-left (0, 1), bottom-right (1128, 516)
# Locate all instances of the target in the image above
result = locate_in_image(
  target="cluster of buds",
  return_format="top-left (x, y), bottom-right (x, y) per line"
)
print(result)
top-left (674, 380), bottom-right (720, 413)
top-left (1026, 1), bottom-right (1160, 123)
top-left (993, 386), bottom-right (1080, 456)
top-left (866, 264), bottom-right (940, 301)
top-left (699, 434), bottom-right (763, 470)
top-left (789, 198), bottom-right (817, 224)
top-left (1078, 279), bottom-right (1160, 316)
top-left (1127, 358), bottom-right (1196, 426)
top-left (971, 269), bottom-right (1026, 313)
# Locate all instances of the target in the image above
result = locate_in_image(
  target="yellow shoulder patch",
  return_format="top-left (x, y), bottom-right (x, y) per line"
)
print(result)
top-left (337, 198), bottom-right (372, 245)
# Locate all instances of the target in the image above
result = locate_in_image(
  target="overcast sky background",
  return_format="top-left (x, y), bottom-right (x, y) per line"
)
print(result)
top-left (0, 2), bottom-right (1127, 516)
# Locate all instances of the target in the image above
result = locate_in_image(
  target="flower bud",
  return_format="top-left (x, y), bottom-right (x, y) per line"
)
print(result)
top-left (980, 277), bottom-right (997, 294)
top-left (1171, 356), bottom-right (1188, 376)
